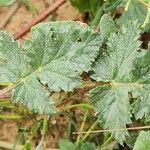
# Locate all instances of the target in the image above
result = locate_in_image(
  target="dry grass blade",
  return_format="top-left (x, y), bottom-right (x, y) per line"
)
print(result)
top-left (73, 125), bottom-right (150, 134)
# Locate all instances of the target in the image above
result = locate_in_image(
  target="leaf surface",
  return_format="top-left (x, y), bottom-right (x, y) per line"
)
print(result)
top-left (59, 140), bottom-right (96, 150)
top-left (89, 20), bottom-right (147, 143)
top-left (133, 131), bottom-right (150, 150)
top-left (99, 14), bottom-right (116, 41)
top-left (59, 140), bottom-right (76, 150)
top-left (0, 21), bottom-right (102, 114)
top-left (132, 50), bottom-right (150, 120)
top-left (69, 0), bottom-right (101, 17)
top-left (118, 0), bottom-right (149, 31)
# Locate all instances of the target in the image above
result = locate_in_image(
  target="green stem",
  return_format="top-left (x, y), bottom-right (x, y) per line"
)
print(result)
top-left (23, 121), bottom-right (41, 149)
top-left (90, 6), bottom-right (104, 29)
top-left (141, 7), bottom-right (150, 29)
top-left (81, 119), bottom-right (99, 142)
top-left (0, 114), bottom-right (21, 119)
top-left (125, 0), bottom-right (132, 11)
top-left (76, 110), bottom-right (89, 145)
top-left (101, 135), bottom-right (113, 149)
top-left (42, 117), bottom-right (49, 135)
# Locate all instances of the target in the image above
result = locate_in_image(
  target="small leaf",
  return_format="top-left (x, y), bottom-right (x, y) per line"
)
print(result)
top-left (100, 14), bottom-right (116, 41)
top-left (133, 131), bottom-right (150, 150)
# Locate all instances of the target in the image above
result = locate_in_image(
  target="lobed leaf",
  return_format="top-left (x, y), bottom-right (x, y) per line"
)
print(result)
top-left (0, 21), bottom-right (103, 114)
top-left (89, 20), bottom-right (148, 143)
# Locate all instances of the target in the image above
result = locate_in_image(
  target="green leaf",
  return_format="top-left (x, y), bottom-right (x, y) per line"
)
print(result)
top-left (59, 140), bottom-right (76, 150)
top-left (100, 14), bottom-right (116, 41)
top-left (0, 21), bottom-right (102, 114)
top-left (103, 0), bottom-right (123, 12)
top-left (69, 0), bottom-right (102, 17)
top-left (90, 0), bottom-right (123, 28)
top-left (89, 85), bottom-right (132, 143)
top-left (92, 21), bottom-right (141, 82)
top-left (0, 0), bottom-right (16, 6)
top-left (126, 132), bottom-right (139, 148)
top-left (13, 77), bottom-right (56, 114)
top-left (89, 20), bottom-right (143, 143)
top-left (59, 140), bottom-right (96, 150)
top-left (133, 131), bottom-right (150, 150)
top-left (118, 0), bottom-right (150, 31)
top-left (119, 0), bottom-right (146, 25)
top-left (25, 21), bottom-right (102, 91)
top-left (78, 142), bottom-right (96, 150)
top-left (132, 50), bottom-right (150, 120)
top-left (0, 32), bottom-right (28, 83)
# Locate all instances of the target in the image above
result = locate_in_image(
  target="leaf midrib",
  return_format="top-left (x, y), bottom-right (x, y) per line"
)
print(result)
top-left (110, 80), bottom-right (143, 88)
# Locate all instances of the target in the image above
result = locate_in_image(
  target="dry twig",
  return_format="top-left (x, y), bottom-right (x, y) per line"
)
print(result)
top-left (73, 125), bottom-right (150, 135)
top-left (13, 0), bottom-right (66, 40)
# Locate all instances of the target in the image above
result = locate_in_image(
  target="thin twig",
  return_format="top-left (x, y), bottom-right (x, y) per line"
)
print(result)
top-left (13, 0), bottom-right (66, 40)
top-left (73, 125), bottom-right (150, 135)
top-left (0, 1), bottom-right (20, 29)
